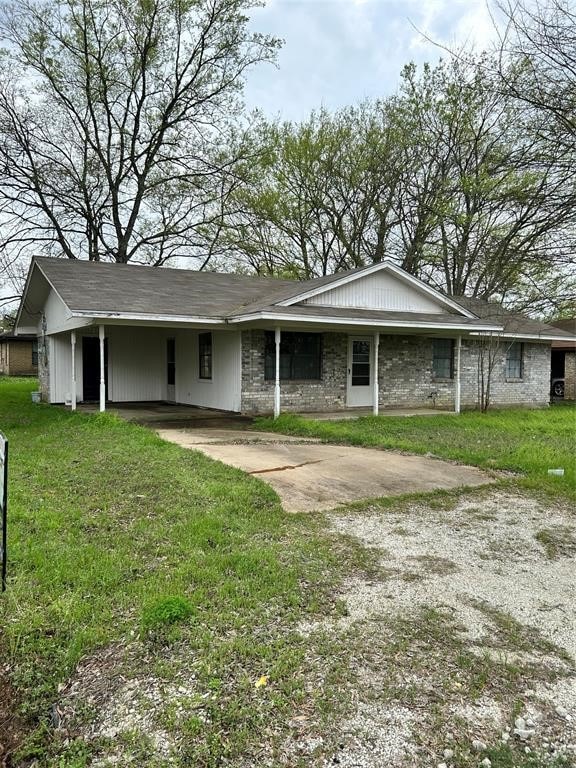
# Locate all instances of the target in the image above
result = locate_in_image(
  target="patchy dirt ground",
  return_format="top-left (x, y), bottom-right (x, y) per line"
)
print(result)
top-left (312, 490), bottom-right (576, 767)
top-left (51, 490), bottom-right (575, 767)
top-left (0, 662), bottom-right (27, 768)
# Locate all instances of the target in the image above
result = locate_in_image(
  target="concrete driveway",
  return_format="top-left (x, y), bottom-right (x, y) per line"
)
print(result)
top-left (156, 426), bottom-right (493, 513)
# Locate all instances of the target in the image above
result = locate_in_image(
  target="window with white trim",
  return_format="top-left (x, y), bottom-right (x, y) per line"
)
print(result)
top-left (506, 342), bottom-right (523, 379)
top-left (432, 338), bottom-right (454, 379)
top-left (198, 332), bottom-right (212, 380)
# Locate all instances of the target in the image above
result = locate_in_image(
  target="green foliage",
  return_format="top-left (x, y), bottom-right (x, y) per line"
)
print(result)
top-left (0, 378), bottom-right (360, 764)
top-left (141, 595), bottom-right (194, 631)
top-left (224, 55), bottom-right (575, 314)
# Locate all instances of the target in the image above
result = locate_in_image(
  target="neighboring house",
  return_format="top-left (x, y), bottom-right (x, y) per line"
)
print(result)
top-left (14, 257), bottom-right (575, 415)
top-left (550, 318), bottom-right (576, 400)
top-left (0, 333), bottom-right (38, 376)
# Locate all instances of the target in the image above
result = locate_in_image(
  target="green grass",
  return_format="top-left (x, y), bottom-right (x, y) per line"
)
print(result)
top-left (256, 408), bottom-right (576, 500)
top-left (0, 378), bottom-right (364, 766)
top-left (2, 380), bottom-right (575, 766)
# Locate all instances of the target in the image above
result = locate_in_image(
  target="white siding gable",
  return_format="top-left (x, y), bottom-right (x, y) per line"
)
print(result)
top-left (303, 270), bottom-right (447, 314)
top-left (44, 289), bottom-right (74, 332)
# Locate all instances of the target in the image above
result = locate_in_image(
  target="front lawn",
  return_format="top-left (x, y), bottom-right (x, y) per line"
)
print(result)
top-left (0, 378), bottom-right (361, 766)
top-left (257, 407), bottom-right (576, 500)
top-left (1, 379), bottom-right (574, 768)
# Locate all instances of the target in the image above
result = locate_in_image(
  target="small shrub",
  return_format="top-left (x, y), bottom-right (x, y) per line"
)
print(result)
top-left (141, 595), bottom-right (194, 632)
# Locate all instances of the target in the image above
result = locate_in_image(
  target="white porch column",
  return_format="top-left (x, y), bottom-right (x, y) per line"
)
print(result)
top-left (274, 327), bottom-right (281, 419)
top-left (373, 332), bottom-right (380, 416)
top-left (70, 331), bottom-right (77, 411)
top-left (455, 335), bottom-right (462, 414)
top-left (99, 325), bottom-right (106, 412)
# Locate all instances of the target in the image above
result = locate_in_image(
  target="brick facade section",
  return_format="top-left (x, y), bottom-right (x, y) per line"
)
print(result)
top-left (564, 351), bottom-right (576, 401)
top-left (240, 330), bottom-right (551, 414)
top-left (0, 339), bottom-right (38, 376)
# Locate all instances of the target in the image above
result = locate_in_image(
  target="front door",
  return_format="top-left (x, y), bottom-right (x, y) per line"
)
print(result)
top-left (166, 338), bottom-right (176, 401)
top-left (82, 336), bottom-right (108, 402)
top-left (347, 336), bottom-right (373, 407)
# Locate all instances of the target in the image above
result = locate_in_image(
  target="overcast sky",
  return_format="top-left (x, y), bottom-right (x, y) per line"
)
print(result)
top-left (244, 0), bottom-right (502, 121)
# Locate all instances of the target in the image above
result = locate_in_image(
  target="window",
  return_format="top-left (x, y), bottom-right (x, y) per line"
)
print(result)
top-left (32, 340), bottom-right (38, 367)
top-left (198, 333), bottom-right (212, 379)
top-left (166, 338), bottom-right (175, 385)
top-left (264, 331), bottom-right (322, 380)
top-left (432, 339), bottom-right (454, 379)
top-left (506, 342), bottom-right (523, 379)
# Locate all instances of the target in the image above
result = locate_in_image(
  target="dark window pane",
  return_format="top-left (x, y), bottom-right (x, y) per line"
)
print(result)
top-left (167, 338), bottom-right (175, 385)
top-left (264, 331), bottom-right (322, 380)
top-left (506, 342), bottom-right (523, 378)
top-left (432, 339), bottom-right (454, 379)
top-left (32, 339), bottom-right (38, 366)
top-left (199, 332), bottom-right (212, 379)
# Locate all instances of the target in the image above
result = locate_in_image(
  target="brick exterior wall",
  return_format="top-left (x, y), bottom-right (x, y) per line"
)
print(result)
top-left (564, 351), bottom-right (576, 401)
top-left (240, 330), bottom-right (551, 414)
top-left (0, 339), bottom-right (38, 376)
top-left (241, 330), bottom-right (348, 413)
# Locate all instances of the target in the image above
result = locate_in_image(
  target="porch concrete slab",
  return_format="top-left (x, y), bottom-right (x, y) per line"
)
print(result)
top-left (157, 428), bottom-right (494, 513)
top-left (302, 407), bottom-right (455, 420)
top-left (155, 428), bottom-right (320, 446)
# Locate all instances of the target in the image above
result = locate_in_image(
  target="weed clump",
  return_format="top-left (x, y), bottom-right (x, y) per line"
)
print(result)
top-left (141, 595), bottom-right (194, 632)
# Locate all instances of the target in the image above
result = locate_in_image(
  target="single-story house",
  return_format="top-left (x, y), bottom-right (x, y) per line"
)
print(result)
top-left (0, 333), bottom-right (38, 376)
top-left (550, 318), bottom-right (576, 400)
top-left (14, 256), bottom-right (575, 415)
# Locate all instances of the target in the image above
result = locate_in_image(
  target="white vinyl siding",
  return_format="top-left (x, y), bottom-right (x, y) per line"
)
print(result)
top-left (47, 327), bottom-right (241, 411)
top-left (303, 271), bottom-right (445, 313)
top-left (176, 330), bottom-right (241, 411)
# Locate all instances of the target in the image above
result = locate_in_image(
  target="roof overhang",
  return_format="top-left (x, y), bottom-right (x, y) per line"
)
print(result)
top-left (470, 331), bottom-right (576, 342)
top-left (227, 311), bottom-right (503, 333)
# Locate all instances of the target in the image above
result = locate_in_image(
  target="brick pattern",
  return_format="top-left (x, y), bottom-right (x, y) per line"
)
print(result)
top-left (0, 340), bottom-right (37, 376)
top-left (240, 330), bottom-right (552, 414)
top-left (241, 330), bottom-right (348, 413)
top-left (564, 351), bottom-right (576, 401)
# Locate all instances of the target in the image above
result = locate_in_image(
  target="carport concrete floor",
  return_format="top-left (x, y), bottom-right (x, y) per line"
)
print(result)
top-left (155, 426), bottom-right (494, 513)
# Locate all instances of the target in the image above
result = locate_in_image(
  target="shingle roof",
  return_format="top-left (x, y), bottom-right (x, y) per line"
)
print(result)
top-left (232, 304), bottom-right (497, 328)
top-left (34, 257), bottom-right (296, 318)
top-left (28, 256), bottom-right (574, 339)
top-left (453, 296), bottom-right (574, 339)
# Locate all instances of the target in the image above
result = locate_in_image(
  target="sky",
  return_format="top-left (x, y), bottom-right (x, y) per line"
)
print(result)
top-left (244, 0), bottom-right (502, 121)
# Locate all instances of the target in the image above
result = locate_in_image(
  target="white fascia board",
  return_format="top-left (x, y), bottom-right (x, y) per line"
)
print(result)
top-left (227, 311), bottom-right (503, 333)
top-left (45, 318), bottom-right (95, 335)
top-left (275, 260), bottom-right (477, 319)
top-left (72, 310), bottom-right (226, 325)
top-left (14, 261), bottom-right (45, 331)
top-left (470, 331), bottom-right (576, 342)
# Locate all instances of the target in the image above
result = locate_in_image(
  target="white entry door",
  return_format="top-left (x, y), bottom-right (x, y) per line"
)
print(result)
top-left (347, 336), bottom-right (373, 407)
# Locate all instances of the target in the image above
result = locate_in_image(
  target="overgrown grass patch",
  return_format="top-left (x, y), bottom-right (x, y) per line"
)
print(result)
top-left (0, 378), bottom-right (366, 765)
top-left (256, 407), bottom-right (576, 500)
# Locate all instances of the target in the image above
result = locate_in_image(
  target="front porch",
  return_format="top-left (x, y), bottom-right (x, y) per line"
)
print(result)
top-left (74, 401), bottom-right (453, 426)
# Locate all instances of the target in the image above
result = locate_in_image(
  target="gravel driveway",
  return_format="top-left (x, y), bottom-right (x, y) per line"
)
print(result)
top-left (311, 490), bottom-right (576, 767)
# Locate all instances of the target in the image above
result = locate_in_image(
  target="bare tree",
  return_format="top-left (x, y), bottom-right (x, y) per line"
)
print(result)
top-left (497, 0), bottom-right (576, 150)
top-left (0, 0), bottom-right (279, 277)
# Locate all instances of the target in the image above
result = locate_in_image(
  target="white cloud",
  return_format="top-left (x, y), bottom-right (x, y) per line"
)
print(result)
top-left (244, 0), bottom-right (502, 120)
